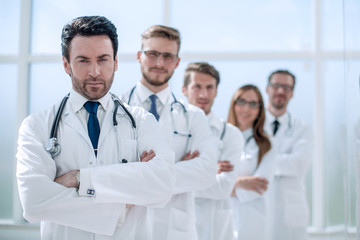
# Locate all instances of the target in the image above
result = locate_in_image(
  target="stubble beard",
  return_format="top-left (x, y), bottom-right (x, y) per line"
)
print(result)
top-left (271, 98), bottom-right (287, 110)
top-left (71, 72), bottom-right (114, 100)
top-left (142, 68), bottom-right (173, 87)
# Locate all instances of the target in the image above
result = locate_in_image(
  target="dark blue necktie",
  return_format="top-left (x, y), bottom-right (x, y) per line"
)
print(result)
top-left (149, 94), bottom-right (160, 121)
top-left (84, 101), bottom-right (100, 156)
top-left (273, 119), bottom-right (280, 136)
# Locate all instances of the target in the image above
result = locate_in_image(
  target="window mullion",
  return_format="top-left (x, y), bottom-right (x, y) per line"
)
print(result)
top-left (13, 0), bottom-right (33, 222)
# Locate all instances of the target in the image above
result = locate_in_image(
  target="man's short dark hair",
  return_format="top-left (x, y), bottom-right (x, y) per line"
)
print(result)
top-left (268, 69), bottom-right (296, 88)
top-left (184, 62), bottom-right (220, 88)
top-left (61, 16), bottom-right (118, 62)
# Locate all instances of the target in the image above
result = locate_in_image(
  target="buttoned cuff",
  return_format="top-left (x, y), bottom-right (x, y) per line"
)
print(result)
top-left (78, 168), bottom-right (96, 197)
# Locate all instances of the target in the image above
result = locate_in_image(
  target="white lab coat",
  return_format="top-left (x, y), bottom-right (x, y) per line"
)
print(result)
top-left (194, 112), bottom-right (244, 240)
top-left (121, 83), bottom-right (218, 240)
top-left (231, 128), bottom-right (276, 240)
top-left (266, 111), bottom-right (312, 240)
top-left (16, 91), bottom-right (175, 240)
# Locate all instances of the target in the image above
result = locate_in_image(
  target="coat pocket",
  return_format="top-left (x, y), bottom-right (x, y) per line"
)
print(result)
top-left (168, 208), bottom-right (195, 234)
top-left (119, 139), bottom-right (138, 163)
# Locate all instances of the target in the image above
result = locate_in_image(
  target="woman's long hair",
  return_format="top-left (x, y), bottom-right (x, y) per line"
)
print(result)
top-left (227, 84), bottom-right (271, 165)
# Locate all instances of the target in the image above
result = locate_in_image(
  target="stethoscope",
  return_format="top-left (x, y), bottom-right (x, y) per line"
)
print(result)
top-left (245, 134), bottom-right (254, 147)
top-left (45, 92), bottom-right (136, 159)
top-left (128, 86), bottom-right (192, 151)
top-left (243, 134), bottom-right (255, 153)
top-left (284, 112), bottom-right (294, 136)
top-left (218, 121), bottom-right (227, 150)
top-left (273, 112), bottom-right (293, 137)
top-left (240, 133), bottom-right (256, 166)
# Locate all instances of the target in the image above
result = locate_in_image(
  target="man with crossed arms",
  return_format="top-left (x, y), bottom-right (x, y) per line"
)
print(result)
top-left (121, 26), bottom-right (217, 240)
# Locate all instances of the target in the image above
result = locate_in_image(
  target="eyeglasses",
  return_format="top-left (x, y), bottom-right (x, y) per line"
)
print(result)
top-left (269, 82), bottom-right (294, 92)
top-left (141, 50), bottom-right (178, 64)
top-left (234, 98), bottom-right (261, 109)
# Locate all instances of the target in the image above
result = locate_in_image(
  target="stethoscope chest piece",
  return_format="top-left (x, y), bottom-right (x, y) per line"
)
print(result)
top-left (45, 137), bottom-right (61, 158)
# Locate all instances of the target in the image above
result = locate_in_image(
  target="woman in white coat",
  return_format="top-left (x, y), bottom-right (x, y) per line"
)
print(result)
top-left (227, 84), bottom-right (276, 240)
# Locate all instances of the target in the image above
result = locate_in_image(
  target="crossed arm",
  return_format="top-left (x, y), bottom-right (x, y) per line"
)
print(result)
top-left (55, 150), bottom-right (157, 188)
top-left (231, 176), bottom-right (269, 196)
top-left (55, 148), bottom-right (203, 190)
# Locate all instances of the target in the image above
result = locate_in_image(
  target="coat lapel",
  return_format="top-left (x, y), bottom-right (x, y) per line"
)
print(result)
top-left (98, 100), bottom-right (115, 149)
top-left (62, 105), bottom-right (93, 149)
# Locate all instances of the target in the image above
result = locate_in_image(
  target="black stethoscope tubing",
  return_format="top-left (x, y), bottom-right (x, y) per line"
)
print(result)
top-left (50, 93), bottom-right (69, 140)
top-left (46, 93), bottom-right (136, 158)
top-left (112, 94), bottom-right (136, 129)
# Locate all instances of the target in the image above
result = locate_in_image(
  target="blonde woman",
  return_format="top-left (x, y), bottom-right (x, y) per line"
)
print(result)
top-left (228, 84), bottom-right (276, 240)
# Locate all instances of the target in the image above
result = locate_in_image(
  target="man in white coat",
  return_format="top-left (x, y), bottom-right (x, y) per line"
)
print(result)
top-left (16, 16), bottom-right (175, 240)
top-left (265, 69), bottom-right (312, 240)
top-left (121, 26), bottom-right (217, 240)
top-left (181, 62), bottom-right (244, 240)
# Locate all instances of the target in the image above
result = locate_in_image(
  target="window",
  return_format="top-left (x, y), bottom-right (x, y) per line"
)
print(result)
top-left (0, 64), bottom-right (18, 218)
top-left (323, 60), bottom-right (345, 226)
top-left (0, 1), bottom-right (359, 238)
top-left (171, 0), bottom-right (313, 52)
top-left (29, 63), bottom-right (71, 113)
top-left (31, 0), bottom-right (163, 55)
top-left (0, 0), bottom-right (21, 55)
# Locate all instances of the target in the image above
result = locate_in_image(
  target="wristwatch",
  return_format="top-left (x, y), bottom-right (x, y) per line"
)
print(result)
top-left (76, 171), bottom-right (80, 187)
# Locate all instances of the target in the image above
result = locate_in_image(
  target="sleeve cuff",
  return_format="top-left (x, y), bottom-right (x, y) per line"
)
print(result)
top-left (235, 188), bottom-right (262, 203)
top-left (78, 168), bottom-right (96, 197)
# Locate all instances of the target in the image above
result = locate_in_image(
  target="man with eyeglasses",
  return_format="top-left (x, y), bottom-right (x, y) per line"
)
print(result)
top-left (265, 70), bottom-right (312, 240)
top-left (181, 62), bottom-right (244, 240)
top-left (121, 25), bottom-right (217, 240)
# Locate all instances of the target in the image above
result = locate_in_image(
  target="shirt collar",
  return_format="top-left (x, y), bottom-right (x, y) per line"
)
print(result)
top-left (137, 82), bottom-right (172, 105)
top-left (69, 89), bottom-right (111, 113)
top-left (207, 111), bottom-right (224, 131)
top-left (266, 110), bottom-right (289, 125)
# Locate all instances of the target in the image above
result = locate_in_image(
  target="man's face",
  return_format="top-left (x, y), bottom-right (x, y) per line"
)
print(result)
top-left (137, 37), bottom-right (180, 87)
top-left (63, 35), bottom-right (118, 100)
top-left (266, 73), bottom-right (294, 110)
top-left (182, 71), bottom-right (217, 115)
